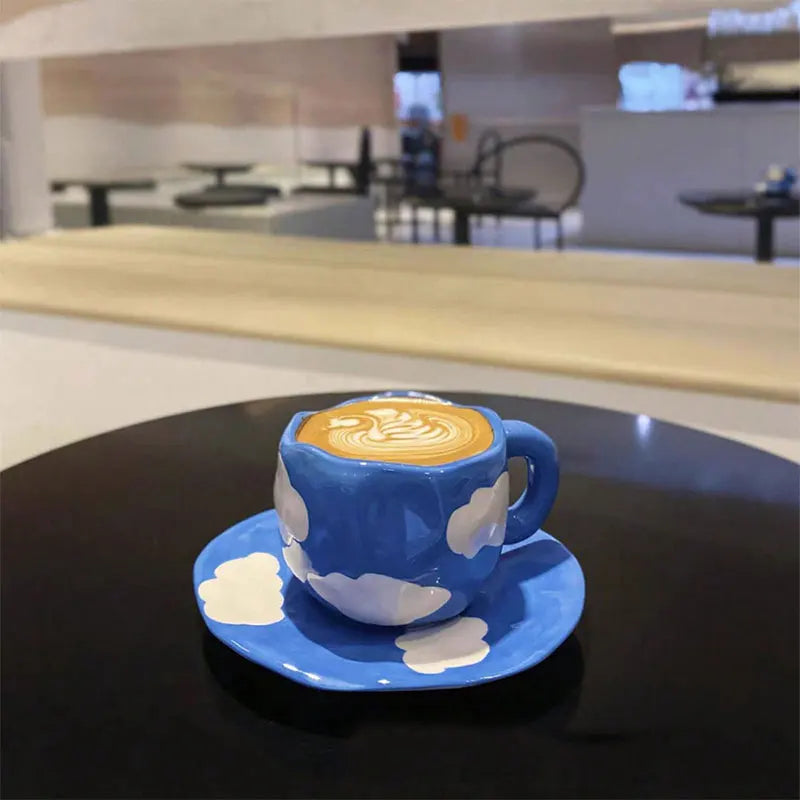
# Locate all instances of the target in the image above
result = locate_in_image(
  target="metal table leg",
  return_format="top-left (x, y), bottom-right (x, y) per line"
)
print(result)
top-left (382, 185), bottom-right (393, 241)
top-left (755, 215), bottom-right (774, 262)
top-left (88, 187), bottom-right (111, 226)
top-left (453, 208), bottom-right (471, 245)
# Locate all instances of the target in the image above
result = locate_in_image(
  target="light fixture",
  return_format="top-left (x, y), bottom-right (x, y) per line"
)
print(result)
top-left (708, 2), bottom-right (800, 35)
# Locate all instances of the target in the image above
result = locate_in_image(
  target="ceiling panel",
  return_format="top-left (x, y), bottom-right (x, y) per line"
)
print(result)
top-left (0, 0), bottom-right (779, 60)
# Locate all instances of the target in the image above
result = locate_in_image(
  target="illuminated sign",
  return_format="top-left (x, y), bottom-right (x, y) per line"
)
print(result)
top-left (708, 1), bottom-right (800, 35)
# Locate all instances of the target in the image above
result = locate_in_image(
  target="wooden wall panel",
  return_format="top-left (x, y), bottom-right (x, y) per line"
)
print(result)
top-left (41, 36), bottom-right (397, 127)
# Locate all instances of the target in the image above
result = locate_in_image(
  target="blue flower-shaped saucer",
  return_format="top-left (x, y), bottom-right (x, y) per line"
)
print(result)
top-left (193, 510), bottom-right (584, 692)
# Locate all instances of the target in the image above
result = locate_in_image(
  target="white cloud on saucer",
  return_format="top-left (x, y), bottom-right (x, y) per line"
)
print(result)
top-left (198, 552), bottom-right (284, 625)
top-left (395, 616), bottom-right (490, 674)
top-left (306, 572), bottom-right (451, 626)
top-left (274, 455), bottom-right (309, 543)
top-left (283, 538), bottom-right (313, 582)
top-left (446, 472), bottom-right (509, 559)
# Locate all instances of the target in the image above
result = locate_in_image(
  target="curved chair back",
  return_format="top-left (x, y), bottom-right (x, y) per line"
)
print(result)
top-left (472, 134), bottom-right (585, 212)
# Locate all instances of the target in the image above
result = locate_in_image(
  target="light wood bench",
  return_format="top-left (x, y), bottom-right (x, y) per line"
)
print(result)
top-left (2, 225), bottom-right (798, 402)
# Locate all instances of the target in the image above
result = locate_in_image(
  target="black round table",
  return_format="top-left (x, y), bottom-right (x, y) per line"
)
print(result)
top-left (679, 190), bottom-right (799, 263)
top-left (2, 393), bottom-right (797, 799)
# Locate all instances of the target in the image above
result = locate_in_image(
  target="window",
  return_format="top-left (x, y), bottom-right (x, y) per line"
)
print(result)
top-left (618, 62), bottom-right (718, 111)
top-left (394, 71), bottom-right (443, 123)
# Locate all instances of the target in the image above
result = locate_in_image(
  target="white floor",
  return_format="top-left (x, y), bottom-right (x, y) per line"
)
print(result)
top-left (2, 309), bottom-right (798, 471)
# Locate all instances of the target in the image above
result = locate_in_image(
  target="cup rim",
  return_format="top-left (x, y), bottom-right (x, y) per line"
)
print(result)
top-left (279, 391), bottom-right (505, 473)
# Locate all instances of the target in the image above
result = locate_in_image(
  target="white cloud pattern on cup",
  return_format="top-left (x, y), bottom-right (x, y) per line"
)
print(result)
top-left (198, 552), bottom-right (284, 625)
top-left (306, 571), bottom-right (451, 626)
top-left (283, 538), bottom-right (312, 583)
top-left (274, 454), bottom-right (309, 543)
top-left (446, 472), bottom-right (509, 558)
top-left (395, 616), bottom-right (490, 674)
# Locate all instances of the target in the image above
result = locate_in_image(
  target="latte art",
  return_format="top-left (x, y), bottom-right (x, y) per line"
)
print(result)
top-left (328, 407), bottom-right (471, 456)
top-left (296, 398), bottom-right (494, 465)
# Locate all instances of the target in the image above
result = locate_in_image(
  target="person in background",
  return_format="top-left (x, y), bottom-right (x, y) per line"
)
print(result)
top-left (401, 102), bottom-right (440, 195)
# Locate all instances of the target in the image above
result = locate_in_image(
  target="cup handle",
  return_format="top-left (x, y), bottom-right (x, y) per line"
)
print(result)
top-left (503, 419), bottom-right (560, 545)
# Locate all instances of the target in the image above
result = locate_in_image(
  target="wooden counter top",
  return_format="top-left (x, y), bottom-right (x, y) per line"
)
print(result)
top-left (2, 226), bottom-right (798, 401)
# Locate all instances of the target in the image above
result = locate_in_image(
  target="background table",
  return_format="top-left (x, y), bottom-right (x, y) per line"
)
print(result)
top-left (2, 392), bottom-right (797, 798)
top-left (50, 178), bottom-right (156, 226)
top-left (679, 190), bottom-right (800, 263)
top-left (183, 163), bottom-right (254, 186)
top-left (409, 190), bottom-right (564, 247)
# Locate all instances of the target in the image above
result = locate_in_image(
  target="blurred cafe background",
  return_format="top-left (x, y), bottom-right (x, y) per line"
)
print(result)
top-left (1, 0), bottom-right (798, 468)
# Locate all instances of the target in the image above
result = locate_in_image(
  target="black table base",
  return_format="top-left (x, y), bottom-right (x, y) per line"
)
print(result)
top-left (2, 393), bottom-right (797, 798)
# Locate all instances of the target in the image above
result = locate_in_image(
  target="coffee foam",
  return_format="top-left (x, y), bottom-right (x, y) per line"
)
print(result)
top-left (296, 397), bottom-right (493, 466)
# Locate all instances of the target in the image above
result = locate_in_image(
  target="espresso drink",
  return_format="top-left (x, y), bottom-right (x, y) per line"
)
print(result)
top-left (296, 396), bottom-right (494, 466)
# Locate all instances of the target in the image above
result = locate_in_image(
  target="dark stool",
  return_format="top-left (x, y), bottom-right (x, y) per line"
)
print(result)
top-left (223, 184), bottom-right (282, 198)
top-left (174, 187), bottom-right (270, 210)
top-left (292, 185), bottom-right (362, 196)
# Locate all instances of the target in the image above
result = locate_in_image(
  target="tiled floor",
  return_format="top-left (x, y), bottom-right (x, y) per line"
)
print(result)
top-left (377, 205), bottom-right (800, 266)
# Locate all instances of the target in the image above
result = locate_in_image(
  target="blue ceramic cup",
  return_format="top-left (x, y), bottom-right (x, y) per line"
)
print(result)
top-left (274, 392), bottom-right (559, 627)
